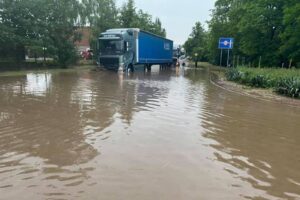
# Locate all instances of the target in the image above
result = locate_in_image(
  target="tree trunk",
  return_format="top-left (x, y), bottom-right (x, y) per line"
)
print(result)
top-left (15, 44), bottom-right (26, 62)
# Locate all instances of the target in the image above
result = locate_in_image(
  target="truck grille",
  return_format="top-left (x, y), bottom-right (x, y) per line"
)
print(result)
top-left (100, 57), bottom-right (119, 69)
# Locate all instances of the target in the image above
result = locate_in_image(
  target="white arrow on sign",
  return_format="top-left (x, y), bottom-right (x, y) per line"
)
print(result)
top-left (223, 41), bottom-right (229, 46)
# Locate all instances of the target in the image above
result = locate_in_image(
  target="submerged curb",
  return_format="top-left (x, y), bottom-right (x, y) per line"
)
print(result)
top-left (209, 69), bottom-right (300, 108)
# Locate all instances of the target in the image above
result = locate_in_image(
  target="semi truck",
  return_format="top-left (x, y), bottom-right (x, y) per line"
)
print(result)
top-left (98, 28), bottom-right (173, 72)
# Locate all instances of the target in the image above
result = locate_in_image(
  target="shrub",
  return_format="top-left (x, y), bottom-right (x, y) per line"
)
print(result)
top-left (225, 68), bottom-right (242, 81)
top-left (248, 75), bottom-right (270, 88)
top-left (225, 67), bottom-right (300, 98)
top-left (275, 77), bottom-right (300, 98)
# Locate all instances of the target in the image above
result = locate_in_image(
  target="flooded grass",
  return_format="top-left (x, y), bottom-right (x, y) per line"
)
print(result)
top-left (226, 67), bottom-right (300, 98)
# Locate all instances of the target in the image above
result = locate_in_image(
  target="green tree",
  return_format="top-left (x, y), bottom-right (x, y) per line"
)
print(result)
top-left (205, 0), bottom-right (296, 67)
top-left (119, 0), bottom-right (137, 28)
top-left (0, 0), bottom-right (168, 66)
top-left (81, 0), bottom-right (118, 51)
top-left (119, 0), bottom-right (166, 37)
top-left (0, 0), bottom-right (45, 61)
top-left (0, 0), bottom-right (82, 66)
top-left (280, 2), bottom-right (300, 66)
top-left (184, 22), bottom-right (209, 61)
top-left (44, 0), bottom-right (82, 66)
top-left (237, 0), bottom-right (285, 66)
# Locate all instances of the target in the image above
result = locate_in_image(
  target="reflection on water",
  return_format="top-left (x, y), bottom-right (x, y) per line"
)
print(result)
top-left (0, 66), bottom-right (300, 199)
top-left (25, 73), bottom-right (52, 96)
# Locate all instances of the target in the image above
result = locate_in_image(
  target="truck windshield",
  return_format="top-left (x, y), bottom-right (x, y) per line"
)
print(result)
top-left (99, 40), bottom-right (123, 55)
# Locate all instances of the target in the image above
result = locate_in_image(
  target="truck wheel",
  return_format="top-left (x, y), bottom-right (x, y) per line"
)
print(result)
top-left (127, 64), bottom-right (134, 73)
top-left (146, 64), bottom-right (151, 71)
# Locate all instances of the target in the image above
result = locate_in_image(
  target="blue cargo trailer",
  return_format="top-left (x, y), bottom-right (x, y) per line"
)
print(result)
top-left (98, 28), bottom-right (173, 72)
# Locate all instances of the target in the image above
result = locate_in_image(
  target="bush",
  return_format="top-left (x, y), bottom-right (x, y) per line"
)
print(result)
top-left (225, 67), bottom-right (300, 98)
top-left (225, 68), bottom-right (243, 81)
top-left (244, 74), bottom-right (270, 88)
top-left (275, 77), bottom-right (300, 98)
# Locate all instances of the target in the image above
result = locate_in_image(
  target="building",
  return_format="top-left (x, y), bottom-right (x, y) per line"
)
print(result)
top-left (75, 27), bottom-right (91, 53)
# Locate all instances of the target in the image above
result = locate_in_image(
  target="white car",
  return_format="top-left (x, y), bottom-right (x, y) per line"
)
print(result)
top-left (178, 56), bottom-right (189, 67)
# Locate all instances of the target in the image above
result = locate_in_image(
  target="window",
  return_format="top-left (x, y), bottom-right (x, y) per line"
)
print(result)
top-left (99, 40), bottom-right (123, 55)
top-left (164, 43), bottom-right (170, 50)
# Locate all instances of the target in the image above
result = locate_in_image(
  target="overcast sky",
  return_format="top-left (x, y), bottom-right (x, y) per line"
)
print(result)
top-left (116, 0), bottom-right (216, 45)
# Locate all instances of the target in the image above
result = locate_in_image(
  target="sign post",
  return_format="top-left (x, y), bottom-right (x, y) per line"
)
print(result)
top-left (219, 50), bottom-right (223, 67)
top-left (218, 38), bottom-right (234, 67)
top-left (227, 49), bottom-right (230, 67)
top-left (194, 53), bottom-right (198, 68)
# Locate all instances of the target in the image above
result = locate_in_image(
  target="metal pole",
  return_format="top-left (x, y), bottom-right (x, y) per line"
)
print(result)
top-left (219, 49), bottom-right (223, 67)
top-left (259, 56), bottom-right (262, 68)
top-left (289, 59), bottom-right (293, 69)
top-left (227, 49), bottom-right (230, 67)
top-left (43, 49), bottom-right (46, 62)
top-left (237, 55), bottom-right (239, 67)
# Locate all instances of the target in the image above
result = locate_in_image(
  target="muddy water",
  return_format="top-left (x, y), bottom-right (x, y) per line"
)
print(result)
top-left (0, 66), bottom-right (299, 200)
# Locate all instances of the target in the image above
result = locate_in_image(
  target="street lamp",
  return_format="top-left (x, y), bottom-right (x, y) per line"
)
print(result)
top-left (194, 53), bottom-right (198, 68)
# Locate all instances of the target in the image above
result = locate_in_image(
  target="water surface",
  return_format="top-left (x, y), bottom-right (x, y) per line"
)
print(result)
top-left (0, 67), bottom-right (300, 199)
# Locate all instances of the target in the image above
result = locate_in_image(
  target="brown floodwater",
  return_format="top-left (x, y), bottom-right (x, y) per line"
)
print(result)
top-left (0, 66), bottom-right (300, 200)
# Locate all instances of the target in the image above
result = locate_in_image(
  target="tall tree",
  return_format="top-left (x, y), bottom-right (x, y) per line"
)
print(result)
top-left (119, 0), bottom-right (136, 28)
top-left (119, 0), bottom-right (166, 37)
top-left (81, 0), bottom-right (118, 51)
top-left (205, 0), bottom-right (292, 66)
top-left (280, 1), bottom-right (300, 65)
top-left (184, 22), bottom-right (209, 61)
top-left (44, 0), bottom-right (82, 66)
top-left (0, 0), bottom-right (82, 65)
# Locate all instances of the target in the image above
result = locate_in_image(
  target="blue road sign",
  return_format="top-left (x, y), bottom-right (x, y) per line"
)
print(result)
top-left (219, 38), bottom-right (234, 49)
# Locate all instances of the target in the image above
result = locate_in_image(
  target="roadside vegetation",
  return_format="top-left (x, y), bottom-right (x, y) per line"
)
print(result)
top-left (226, 67), bottom-right (300, 98)
top-left (0, 0), bottom-right (165, 68)
top-left (184, 0), bottom-right (300, 68)
top-left (184, 0), bottom-right (300, 99)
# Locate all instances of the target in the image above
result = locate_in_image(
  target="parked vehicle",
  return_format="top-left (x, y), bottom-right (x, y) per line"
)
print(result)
top-left (81, 48), bottom-right (93, 60)
top-left (172, 45), bottom-right (186, 67)
top-left (173, 57), bottom-right (179, 66)
top-left (178, 55), bottom-right (189, 67)
top-left (98, 28), bottom-right (174, 72)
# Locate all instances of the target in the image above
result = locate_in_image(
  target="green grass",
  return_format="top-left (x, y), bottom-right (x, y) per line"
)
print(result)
top-left (226, 67), bottom-right (300, 98)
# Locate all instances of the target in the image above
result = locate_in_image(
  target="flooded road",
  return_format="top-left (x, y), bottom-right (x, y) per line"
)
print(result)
top-left (0, 66), bottom-right (300, 200)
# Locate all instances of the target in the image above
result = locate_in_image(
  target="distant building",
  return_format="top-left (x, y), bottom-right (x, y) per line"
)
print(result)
top-left (75, 27), bottom-right (91, 53)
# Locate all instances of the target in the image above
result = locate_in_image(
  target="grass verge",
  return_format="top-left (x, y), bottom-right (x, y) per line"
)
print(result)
top-left (225, 67), bottom-right (300, 98)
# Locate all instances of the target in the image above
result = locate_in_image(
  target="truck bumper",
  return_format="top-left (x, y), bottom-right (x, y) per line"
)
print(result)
top-left (118, 63), bottom-right (125, 72)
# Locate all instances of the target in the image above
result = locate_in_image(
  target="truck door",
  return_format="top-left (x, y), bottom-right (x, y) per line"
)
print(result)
top-left (123, 41), bottom-right (134, 66)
